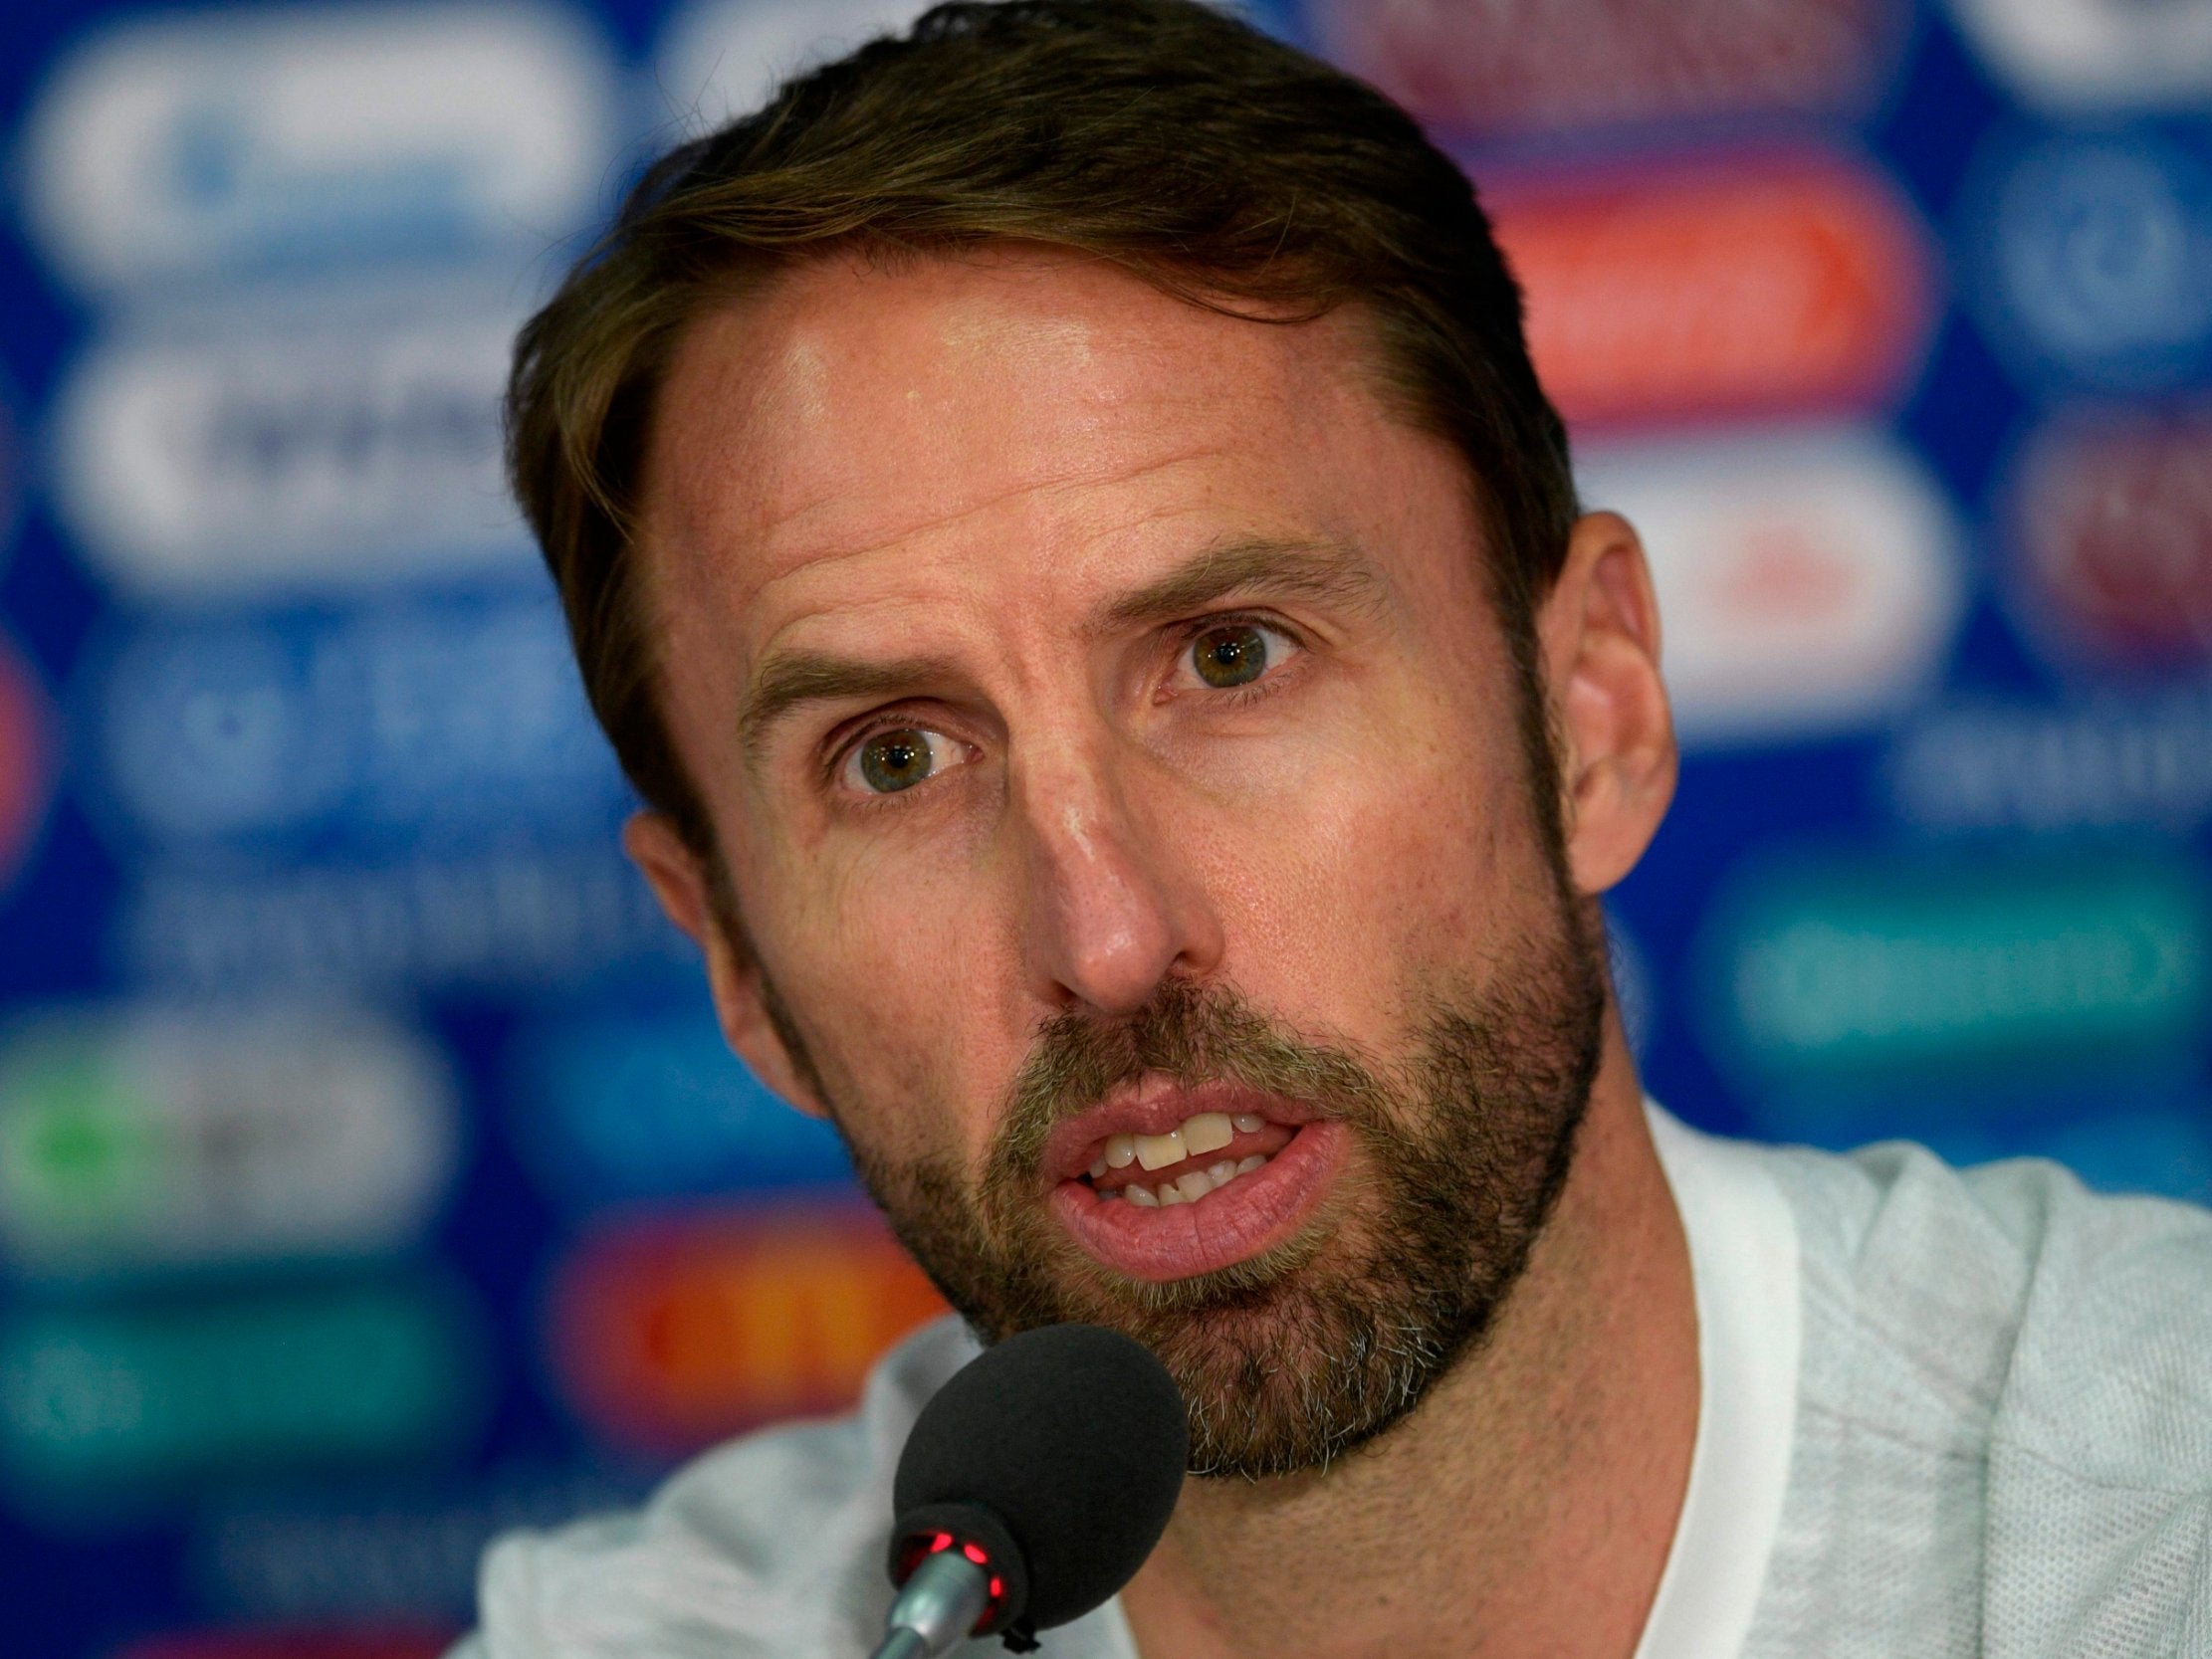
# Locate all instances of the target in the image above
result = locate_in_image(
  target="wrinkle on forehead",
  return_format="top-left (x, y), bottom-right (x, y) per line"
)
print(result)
top-left (631, 249), bottom-right (1448, 830)
top-left (747, 440), bottom-right (1239, 624)
top-left (640, 249), bottom-right (1362, 604)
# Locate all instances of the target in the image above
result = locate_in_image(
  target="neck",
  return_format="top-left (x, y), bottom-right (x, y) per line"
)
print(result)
top-left (1117, 1019), bottom-right (1697, 1659)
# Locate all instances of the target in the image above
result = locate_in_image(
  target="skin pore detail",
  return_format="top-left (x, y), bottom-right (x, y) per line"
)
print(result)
top-left (623, 245), bottom-right (1695, 1659)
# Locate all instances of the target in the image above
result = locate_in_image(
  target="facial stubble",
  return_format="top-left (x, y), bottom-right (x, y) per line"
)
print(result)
top-left (820, 916), bottom-right (1608, 1480)
top-left (720, 612), bottom-right (1608, 1478)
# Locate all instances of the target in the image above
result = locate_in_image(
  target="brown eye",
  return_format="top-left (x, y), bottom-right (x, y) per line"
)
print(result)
top-left (847, 727), bottom-right (957, 794)
top-left (1191, 622), bottom-right (1277, 689)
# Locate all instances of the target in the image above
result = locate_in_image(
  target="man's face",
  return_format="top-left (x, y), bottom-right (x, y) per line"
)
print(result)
top-left (637, 250), bottom-right (1608, 1474)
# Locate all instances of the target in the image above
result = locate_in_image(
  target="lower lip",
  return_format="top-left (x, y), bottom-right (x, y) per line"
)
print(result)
top-left (1048, 1121), bottom-right (1348, 1283)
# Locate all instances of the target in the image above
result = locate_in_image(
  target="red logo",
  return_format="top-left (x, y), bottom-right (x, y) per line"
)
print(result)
top-left (548, 1203), bottom-right (949, 1453)
top-left (2014, 411), bottom-right (2212, 671)
top-left (1488, 153), bottom-right (1933, 432)
top-left (0, 631), bottom-right (52, 893)
top-left (1576, 428), bottom-right (1959, 739)
top-left (1319, 0), bottom-right (1894, 137)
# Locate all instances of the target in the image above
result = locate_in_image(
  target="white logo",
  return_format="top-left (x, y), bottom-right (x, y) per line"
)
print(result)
top-left (657, 0), bottom-right (936, 125)
top-left (0, 1005), bottom-right (458, 1279)
top-left (1948, 0), bottom-right (2212, 109)
top-left (119, 849), bottom-right (688, 993)
top-left (87, 592), bottom-right (624, 851)
top-left (1577, 425), bottom-right (1963, 743)
top-left (55, 288), bottom-right (532, 596)
top-left (23, 3), bottom-right (617, 296)
top-left (1888, 686), bottom-right (2212, 834)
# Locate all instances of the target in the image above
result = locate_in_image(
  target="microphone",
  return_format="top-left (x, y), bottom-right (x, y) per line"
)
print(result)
top-left (872, 1323), bottom-right (1188, 1656)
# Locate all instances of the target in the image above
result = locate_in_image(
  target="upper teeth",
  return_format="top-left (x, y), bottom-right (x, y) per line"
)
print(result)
top-left (1102, 1111), bottom-right (1267, 1173)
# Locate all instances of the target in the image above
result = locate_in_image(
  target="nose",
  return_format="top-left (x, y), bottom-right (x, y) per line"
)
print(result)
top-left (1011, 736), bottom-right (1224, 1017)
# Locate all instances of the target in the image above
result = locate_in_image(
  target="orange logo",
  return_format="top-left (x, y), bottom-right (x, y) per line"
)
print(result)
top-left (548, 1204), bottom-right (949, 1452)
top-left (1489, 153), bottom-right (1933, 431)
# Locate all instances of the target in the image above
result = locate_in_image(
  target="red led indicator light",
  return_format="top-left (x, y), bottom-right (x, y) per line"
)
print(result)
top-left (962, 1543), bottom-right (989, 1565)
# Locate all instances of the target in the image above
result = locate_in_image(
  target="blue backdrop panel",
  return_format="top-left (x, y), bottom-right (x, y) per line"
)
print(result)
top-left (0, 2), bottom-right (2207, 1656)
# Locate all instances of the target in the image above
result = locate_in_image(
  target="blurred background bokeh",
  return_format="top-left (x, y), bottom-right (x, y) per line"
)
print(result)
top-left (0, 0), bottom-right (2208, 1653)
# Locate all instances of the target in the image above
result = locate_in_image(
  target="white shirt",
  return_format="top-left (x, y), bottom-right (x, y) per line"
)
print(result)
top-left (462, 1104), bottom-right (2212, 1658)
top-left (1636, 1106), bottom-right (1799, 1659)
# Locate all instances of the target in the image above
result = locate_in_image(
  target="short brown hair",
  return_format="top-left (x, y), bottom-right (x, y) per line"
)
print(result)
top-left (508, 0), bottom-right (1577, 855)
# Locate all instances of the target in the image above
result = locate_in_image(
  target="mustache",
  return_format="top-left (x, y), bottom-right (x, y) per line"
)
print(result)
top-left (990, 978), bottom-right (1391, 1182)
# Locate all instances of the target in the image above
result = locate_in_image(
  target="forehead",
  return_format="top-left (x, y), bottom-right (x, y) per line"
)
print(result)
top-left (638, 248), bottom-right (1426, 621)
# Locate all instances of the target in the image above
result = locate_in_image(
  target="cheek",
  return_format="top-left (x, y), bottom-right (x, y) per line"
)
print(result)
top-left (745, 833), bottom-right (1023, 1170)
top-left (1200, 681), bottom-right (1535, 1017)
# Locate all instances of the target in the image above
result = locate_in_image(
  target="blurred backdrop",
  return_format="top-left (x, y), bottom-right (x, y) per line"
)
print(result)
top-left (1, 0), bottom-right (2209, 1654)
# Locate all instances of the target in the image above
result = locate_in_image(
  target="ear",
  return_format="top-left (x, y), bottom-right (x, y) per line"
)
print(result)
top-left (623, 811), bottom-right (832, 1119)
top-left (1535, 512), bottom-right (1676, 898)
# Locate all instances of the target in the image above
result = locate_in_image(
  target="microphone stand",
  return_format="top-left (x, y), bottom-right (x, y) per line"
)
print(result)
top-left (871, 1548), bottom-right (992, 1659)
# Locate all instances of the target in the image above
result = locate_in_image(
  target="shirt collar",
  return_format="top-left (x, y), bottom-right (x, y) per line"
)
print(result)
top-left (1633, 1101), bottom-right (1803, 1659)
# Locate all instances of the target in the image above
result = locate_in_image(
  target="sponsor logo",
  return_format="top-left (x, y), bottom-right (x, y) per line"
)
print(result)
top-left (1948, 0), bottom-right (2212, 110)
top-left (22, 4), bottom-right (616, 295)
top-left (0, 633), bottom-right (55, 898)
top-left (114, 1632), bottom-right (452, 1659)
top-left (1489, 152), bottom-right (1933, 430)
top-left (55, 294), bottom-right (529, 597)
top-left (1887, 684), bottom-right (2212, 834)
top-left (656, 0), bottom-right (940, 124)
top-left (117, 848), bottom-right (689, 995)
top-left (2006, 408), bottom-right (2212, 672)
top-left (1576, 426), bottom-right (1962, 742)
top-left (0, 1005), bottom-right (456, 1281)
top-left (508, 1011), bottom-right (851, 1209)
top-left (1698, 853), bottom-right (2209, 1096)
top-left (193, 1465), bottom-right (641, 1621)
top-left (1318, 0), bottom-right (1897, 134)
top-left (85, 589), bottom-right (626, 857)
top-left (548, 1207), bottom-right (947, 1452)
top-left (0, 1279), bottom-right (482, 1506)
top-left (1968, 128), bottom-right (2212, 393)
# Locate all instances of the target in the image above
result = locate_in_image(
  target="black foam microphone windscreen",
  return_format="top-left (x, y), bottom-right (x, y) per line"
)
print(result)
top-left (892, 1323), bottom-right (1189, 1635)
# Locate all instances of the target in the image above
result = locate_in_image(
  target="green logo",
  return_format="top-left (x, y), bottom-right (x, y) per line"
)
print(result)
top-left (0, 1040), bottom-right (159, 1246)
top-left (0, 1008), bottom-right (456, 1280)
top-left (1701, 852), bottom-right (2208, 1091)
top-left (0, 1278), bottom-right (481, 1506)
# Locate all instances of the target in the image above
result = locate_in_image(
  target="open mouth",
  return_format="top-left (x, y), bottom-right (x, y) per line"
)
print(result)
top-left (1043, 1085), bottom-right (1347, 1283)
top-left (1079, 1110), bottom-right (1296, 1207)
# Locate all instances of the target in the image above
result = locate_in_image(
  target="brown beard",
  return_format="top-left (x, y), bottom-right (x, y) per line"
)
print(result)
top-left (828, 909), bottom-right (1608, 1479)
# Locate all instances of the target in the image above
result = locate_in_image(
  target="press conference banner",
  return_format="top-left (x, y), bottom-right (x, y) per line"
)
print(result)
top-left (0, 3), bottom-right (2207, 1656)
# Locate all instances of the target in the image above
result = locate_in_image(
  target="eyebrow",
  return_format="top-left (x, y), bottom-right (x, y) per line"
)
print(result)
top-left (738, 651), bottom-right (963, 766)
top-left (1098, 535), bottom-right (1386, 631)
top-left (736, 535), bottom-right (1386, 765)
